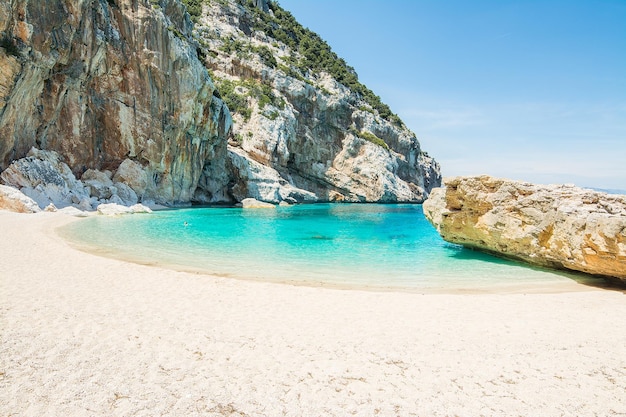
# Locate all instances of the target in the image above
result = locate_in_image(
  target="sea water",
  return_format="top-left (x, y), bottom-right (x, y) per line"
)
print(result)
top-left (61, 204), bottom-right (596, 292)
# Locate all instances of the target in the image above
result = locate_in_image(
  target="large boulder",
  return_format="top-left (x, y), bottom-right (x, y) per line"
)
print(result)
top-left (0, 148), bottom-right (89, 209)
top-left (97, 203), bottom-right (152, 216)
top-left (112, 159), bottom-right (149, 199)
top-left (0, 184), bottom-right (41, 213)
top-left (423, 176), bottom-right (626, 283)
top-left (82, 169), bottom-right (116, 201)
top-left (82, 168), bottom-right (138, 206)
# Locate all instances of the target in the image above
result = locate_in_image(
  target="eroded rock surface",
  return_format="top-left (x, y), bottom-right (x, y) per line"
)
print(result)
top-left (423, 176), bottom-right (626, 282)
top-left (0, 0), bottom-right (231, 205)
top-left (195, 0), bottom-right (441, 203)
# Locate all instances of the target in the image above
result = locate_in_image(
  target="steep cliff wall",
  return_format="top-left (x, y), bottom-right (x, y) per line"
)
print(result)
top-left (0, 0), bottom-right (440, 206)
top-left (0, 0), bottom-right (231, 204)
top-left (423, 176), bottom-right (626, 283)
top-left (194, 0), bottom-right (441, 203)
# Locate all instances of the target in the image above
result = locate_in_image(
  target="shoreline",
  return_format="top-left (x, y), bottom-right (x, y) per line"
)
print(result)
top-left (56, 208), bottom-right (610, 296)
top-left (1, 210), bottom-right (626, 416)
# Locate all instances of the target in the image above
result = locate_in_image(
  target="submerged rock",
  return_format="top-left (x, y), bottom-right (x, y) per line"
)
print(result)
top-left (423, 176), bottom-right (626, 283)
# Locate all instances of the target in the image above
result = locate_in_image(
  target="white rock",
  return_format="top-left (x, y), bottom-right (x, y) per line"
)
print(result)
top-left (82, 169), bottom-right (117, 200)
top-left (241, 198), bottom-right (275, 209)
top-left (81, 169), bottom-right (113, 185)
top-left (96, 202), bottom-right (152, 215)
top-left (113, 182), bottom-right (139, 206)
top-left (130, 204), bottom-right (153, 214)
top-left (113, 159), bottom-right (148, 198)
top-left (228, 147), bottom-right (317, 204)
top-left (107, 194), bottom-right (125, 206)
top-left (58, 206), bottom-right (90, 217)
top-left (76, 198), bottom-right (94, 211)
top-left (96, 203), bottom-right (132, 216)
top-left (0, 184), bottom-right (41, 213)
top-left (0, 148), bottom-right (89, 209)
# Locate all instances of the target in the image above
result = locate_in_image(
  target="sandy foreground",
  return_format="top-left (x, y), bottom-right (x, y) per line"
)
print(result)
top-left (1, 211), bottom-right (625, 417)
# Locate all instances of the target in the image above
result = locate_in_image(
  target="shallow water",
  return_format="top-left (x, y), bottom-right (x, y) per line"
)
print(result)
top-left (61, 204), bottom-right (596, 292)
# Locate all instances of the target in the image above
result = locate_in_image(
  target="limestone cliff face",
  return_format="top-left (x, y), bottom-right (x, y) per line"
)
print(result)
top-left (0, 0), bottom-right (231, 204)
top-left (194, 0), bottom-right (441, 203)
top-left (423, 176), bottom-right (626, 283)
top-left (0, 0), bottom-right (440, 206)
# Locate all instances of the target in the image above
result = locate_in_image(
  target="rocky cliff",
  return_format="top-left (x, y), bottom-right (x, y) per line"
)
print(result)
top-left (423, 176), bottom-right (626, 283)
top-left (193, 0), bottom-right (440, 203)
top-left (0, 0), bottom-right (440, 207)
top-left (0, 0), bottom-right (231, 205)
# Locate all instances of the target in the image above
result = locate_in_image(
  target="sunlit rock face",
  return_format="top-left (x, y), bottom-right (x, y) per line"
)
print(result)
top-left (195, 0), bottom-right (441, 203)
top-left (424, 176), bottom-right (626, 283)
top-left (0, 0), bottom-right (439, 205)
top-left (0, 0), bottom-right (231, 205)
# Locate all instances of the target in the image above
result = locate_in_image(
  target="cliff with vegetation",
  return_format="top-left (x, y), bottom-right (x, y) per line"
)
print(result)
top-left (0, 0), bottom-right (440, 208)
top-left (193, 0), bottom-right (440, 203)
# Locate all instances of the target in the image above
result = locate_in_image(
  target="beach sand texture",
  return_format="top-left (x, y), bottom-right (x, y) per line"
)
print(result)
top-left (1, 211), bottom-right (625, 416)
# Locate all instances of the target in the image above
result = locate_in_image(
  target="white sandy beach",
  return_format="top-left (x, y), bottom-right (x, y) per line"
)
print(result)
top-left (1, 210), bottom-right (625, 417)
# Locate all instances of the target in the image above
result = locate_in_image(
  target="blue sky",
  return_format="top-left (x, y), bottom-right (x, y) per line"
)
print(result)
top-left (278, 0), bottom-right (626, 190)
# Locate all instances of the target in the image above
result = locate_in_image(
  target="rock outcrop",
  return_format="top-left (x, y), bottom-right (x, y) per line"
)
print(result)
top-left (423, 176), bottom-right (626, 283)
top-left (0, 0), bottom-right (231, 205)
top-left (195, 0), bottom-right (441, 203)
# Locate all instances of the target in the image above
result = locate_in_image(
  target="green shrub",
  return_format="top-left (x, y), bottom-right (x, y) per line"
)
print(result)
top-left (215, 78), bottom-right (251, 121)
top-left (167, 26), bottom-right (185, 41)
top-left (181, 0), bottom-right (203, 22)
top-left (264, 110), bottom-right (279, 120)
top-left (254, 45), bottom-right (277, 68)
top-left (235, 0), bottom-right (402, 126)
top-left (351, 128), bottom-right (389, 151)
top-left (215, 76), bottom-right (284, 121)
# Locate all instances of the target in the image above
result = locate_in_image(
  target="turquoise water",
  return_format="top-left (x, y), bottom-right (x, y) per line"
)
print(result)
top-left (61, 204), bottom-right (590, 292)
